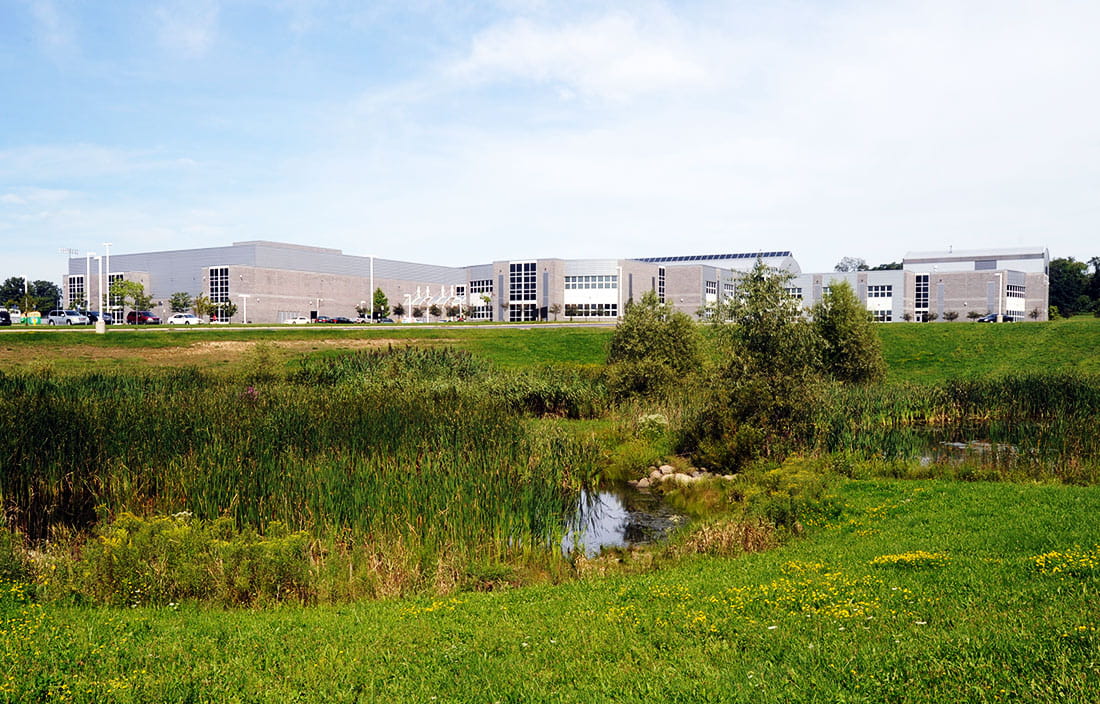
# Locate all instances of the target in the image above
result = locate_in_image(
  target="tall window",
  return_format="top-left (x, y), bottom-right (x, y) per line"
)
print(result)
top-left (209, 267), bottom-right (230, 304)
top-left (658, 267), bottom-right (665, 303)
top-left (915, 274), bottom-right (929, 313)
top-left (107, 273), bottom-right (124, 309)
top-left (705, 281), bottom-right (718, 295)
top-left (68, 275), bottom-right (85, 308)
top-left (509, 262), bottom-right (536, 302)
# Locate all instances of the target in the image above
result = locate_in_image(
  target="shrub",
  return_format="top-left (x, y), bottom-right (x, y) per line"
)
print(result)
top-left (606, 291), bottom-right (701, 399)
top-left (42, 513), bottom-right (312, 606)
top-left (811, 280), bottom-right (886, 384)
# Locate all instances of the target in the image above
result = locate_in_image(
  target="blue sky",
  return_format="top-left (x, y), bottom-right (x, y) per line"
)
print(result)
top-left (3, 0), bottom-right (1099, 283)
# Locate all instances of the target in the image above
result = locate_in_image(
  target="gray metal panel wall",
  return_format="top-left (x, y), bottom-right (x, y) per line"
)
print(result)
top-left (87, 245), bottom-right (255, 300)
top-left (563, 259), bottom-right (619, 276)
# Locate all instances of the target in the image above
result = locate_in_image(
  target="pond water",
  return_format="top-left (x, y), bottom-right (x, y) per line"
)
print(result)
top-left (561, 488), bottom-right (685, 557)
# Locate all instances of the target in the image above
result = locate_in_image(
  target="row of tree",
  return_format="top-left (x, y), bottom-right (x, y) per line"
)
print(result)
top-left (1049, 256), bottom-right (1100, 317)
top-left (0, 277), bottom-right (62, 313)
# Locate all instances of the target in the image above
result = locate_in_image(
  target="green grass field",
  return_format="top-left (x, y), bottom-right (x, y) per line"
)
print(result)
top-left (1, 316), bottom-right (1097, 380)
top-left (5, 479), bottom-right (1098, 702)
top-left (4, 316), bottom-right (1100, 702)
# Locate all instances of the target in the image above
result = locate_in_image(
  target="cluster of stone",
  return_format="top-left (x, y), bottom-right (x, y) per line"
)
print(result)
top-left (627, 464), bottom-right (737, 491)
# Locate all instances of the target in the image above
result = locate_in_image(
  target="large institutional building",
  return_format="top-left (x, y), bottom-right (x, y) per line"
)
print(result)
top-left (62, 241), bottom-right (1049, 324)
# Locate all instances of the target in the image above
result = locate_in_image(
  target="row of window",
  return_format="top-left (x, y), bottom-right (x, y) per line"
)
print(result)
top-left (1007, 284), bottom-right (1026, 296)
top-left (867, 285), bottom-right (893, 297)
top-left (564, 303), bottom-right (618, 318)
top-left (564, 275), bottom-right (617, 290)
top-left (508, 302), bottom-right (537, 322)
top-left (469, 279), bottom-right (492, 294)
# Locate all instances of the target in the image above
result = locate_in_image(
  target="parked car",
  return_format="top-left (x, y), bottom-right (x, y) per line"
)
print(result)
top-left (977, 313), bottom-right (1014, 323)
top-left (126, 310), bottom-right (161, 325)
top-left (377, 317), bottom-right (395, 323)
top-left (284, 316), bottom-right (312, 324)
top-left (0, 310), bottom-right (10, 326)
top-left (314, 315), bottom-right (335, 323)
top-left (47, 309), bottom-right (91, 325)
top-left (85, 311), bottom-right (114, 324)
top-left (165, 313), bottom-right (205, 325)
top-left (330, 316), bottom-right (353, 324)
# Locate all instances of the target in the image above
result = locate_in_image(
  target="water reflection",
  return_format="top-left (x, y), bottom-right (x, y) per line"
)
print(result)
top-left (561, 488), bottom-right (685, 557)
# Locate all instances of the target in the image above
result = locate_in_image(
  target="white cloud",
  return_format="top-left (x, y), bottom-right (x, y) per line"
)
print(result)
top-left (155, 0), bottom-right (220, 58)
top-left (0, 188), bottom-right (72, 206)
top-left (450, 11), bottom-right (709, 101)
top-left (26, 0), bottom-right (74, 52)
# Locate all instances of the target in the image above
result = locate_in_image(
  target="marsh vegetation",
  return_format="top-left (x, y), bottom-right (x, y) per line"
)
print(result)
top-left (2, 287), bottom-right (1100, 700)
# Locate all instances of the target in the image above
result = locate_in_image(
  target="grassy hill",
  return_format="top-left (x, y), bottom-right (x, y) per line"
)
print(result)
top-left (7, 479), bottom-right (1098, 702)
top-left (879, 315), bottom-right (1100, 384)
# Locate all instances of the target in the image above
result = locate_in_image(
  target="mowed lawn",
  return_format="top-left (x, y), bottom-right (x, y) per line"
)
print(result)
top-left (6, 479), bottom-right (1099, 702)
top-left (1, 316), bottom-right (1097, 381)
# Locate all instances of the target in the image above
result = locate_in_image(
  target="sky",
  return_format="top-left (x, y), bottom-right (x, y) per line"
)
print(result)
top-left (2, 0), bottom-right (1099, 283)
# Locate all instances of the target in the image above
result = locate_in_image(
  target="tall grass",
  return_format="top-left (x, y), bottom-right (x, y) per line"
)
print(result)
top-left (0, 348), bottom-right (602, 566)
top-left (813, 372), bottom-right (1100, 482)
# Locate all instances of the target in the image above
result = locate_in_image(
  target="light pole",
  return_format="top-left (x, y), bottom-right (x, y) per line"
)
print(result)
top-left (994, 272), bottom-right (1003, 322)
top-left (369, 255), bottom-right (375, 322)
top-left (84, 252), bottom-right (95, 311)
top-left (239, 294), bottom-right (249, 324)
top-left (102, 242), bottom-right (112, 317)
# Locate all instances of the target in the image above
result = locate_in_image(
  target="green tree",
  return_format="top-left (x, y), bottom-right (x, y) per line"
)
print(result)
top-left (392, 302), bottom-right (406, 317)
top-left (213, 301), bottom-right (237, 322)
top-left (1088, 256), bottom-right (1100, 303)
top-left (605, 290), bottom-right (702, 399)
top-left (834, 256), bottom-right (869, 272)
top-left (1049, 257), bottom-right (1089, 316)
top-left (192, 294), bottom-right (212, 319)
top-left (110, 280), bottom-right (153, 311)
top-left (719, 261), bottom-right (820, 380)
top-left (548, 302), bottom-right (562, 321)
top-left (811, 281), bottom-right (886, 384)
top-left (372, 288), bottom-right (390, 320)
top-left (428, 304), bottom-right (442, 320)
top-left (1, 278), bottom-right (62, 313)
top-left (682, 260), bottom-right (823, 470)
top-left (169, 292), bottom-right (193, 313)
top-left (870, 261), bottom-right (902, 271)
